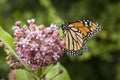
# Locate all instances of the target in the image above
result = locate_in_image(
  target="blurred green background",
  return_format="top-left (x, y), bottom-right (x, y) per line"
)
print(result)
top-left (0, 0), bottom-right (120, 80)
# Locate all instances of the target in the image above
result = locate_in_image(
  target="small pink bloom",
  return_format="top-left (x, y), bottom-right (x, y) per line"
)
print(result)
top-left (27, 19), bottom-right (35, 24)
top-left (15, 21), bottom-right (21, 26)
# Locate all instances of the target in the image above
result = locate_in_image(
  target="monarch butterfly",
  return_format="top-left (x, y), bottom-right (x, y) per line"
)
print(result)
top-left (61, 20), bottom-right (101, 55)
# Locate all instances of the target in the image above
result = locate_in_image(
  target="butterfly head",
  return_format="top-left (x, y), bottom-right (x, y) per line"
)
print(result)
top-left (61, 22), bottom-right (70, 31)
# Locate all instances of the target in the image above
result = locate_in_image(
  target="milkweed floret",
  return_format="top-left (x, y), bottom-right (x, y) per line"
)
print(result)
top-left (12, 19), bottom-right (65, 70)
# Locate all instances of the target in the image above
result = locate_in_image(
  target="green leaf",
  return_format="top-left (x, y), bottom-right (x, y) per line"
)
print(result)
top-left (15, 69), bottom-right (35, 80)
top-left (0, 26), bottom-right (15, 54)
top-left (46, 62), bottom-right (71, 80)
top-left (0, 26), bottom-right (19, 58)
top-left (0, 26), bottom-right (28, 69)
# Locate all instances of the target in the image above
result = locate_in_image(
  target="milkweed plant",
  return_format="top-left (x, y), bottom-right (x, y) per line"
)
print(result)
top-left (0, 19), bottom-right (70, 80)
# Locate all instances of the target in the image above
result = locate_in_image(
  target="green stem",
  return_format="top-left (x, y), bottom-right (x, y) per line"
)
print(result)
top-left (38, 67), bottom-right (43, 80)
top-left (32, 67), bottom-right (43, 80)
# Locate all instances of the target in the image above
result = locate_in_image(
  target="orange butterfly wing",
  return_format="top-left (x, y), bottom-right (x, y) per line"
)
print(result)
top-left (68, 22), bottom-right (90, 36)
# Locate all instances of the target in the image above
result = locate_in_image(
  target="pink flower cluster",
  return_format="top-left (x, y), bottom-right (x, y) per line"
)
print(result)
top-left (12, 19), bottom-right (65, 70)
